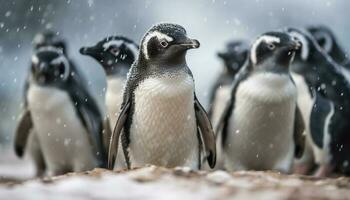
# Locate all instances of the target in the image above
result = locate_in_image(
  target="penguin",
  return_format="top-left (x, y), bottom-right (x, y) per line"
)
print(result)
top-left (107, 23), bottom-right (216, 170)
top-left (288, 27), bottom-right (350, 176)
top-left (216, 31), bottom-right (305, 173)
top-left (15, 31), bottom-right (69, 176)
top-left (209, 40), bottom-right (249, 129)
top-left (307, 25), bottom-right (350, 68)
top-left (14, 47), bottom-right (107, 176)
top-left (206, 40), bottom-right (248, 170)
top-left (79, 36), bottom-right (139, 129)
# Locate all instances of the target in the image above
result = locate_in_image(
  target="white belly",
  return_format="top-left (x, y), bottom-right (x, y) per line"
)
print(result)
top-left (106, 77), bottom-right (125, 129)
top-left (291, 73), bottom-right (316, 165)
top-left (225, 73), bottom-right (297, 172)
top-left (27, 85), bottom-right (97, 175)
top-left (129, 72), bottom-right (199, 168)
top-left (211, 85), bottom-right (232, 130)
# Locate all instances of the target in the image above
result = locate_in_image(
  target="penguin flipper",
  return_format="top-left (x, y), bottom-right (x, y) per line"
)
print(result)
top-left (294, 105), bottom-right (306, 158)
top-left (108, 101), bottom-right (130, 169)
top-left (194, 95), bottom-right (216, 168)
top-left (78, 105), bottom-right (107, 167)
top-left (102, 117), bottom-right (112, 155)
top-left (14, 109), bottom-right (33, 157)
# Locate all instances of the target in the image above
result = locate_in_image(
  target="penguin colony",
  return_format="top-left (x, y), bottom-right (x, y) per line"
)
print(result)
top-left (12, 23), bottom-right (350, 178)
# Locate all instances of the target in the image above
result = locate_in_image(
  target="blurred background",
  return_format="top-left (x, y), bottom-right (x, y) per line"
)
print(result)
top-left (0, 0), bottom-right (349, 176)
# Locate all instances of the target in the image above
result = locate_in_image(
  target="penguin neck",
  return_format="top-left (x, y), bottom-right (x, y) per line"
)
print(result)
top-left (104, 62), bottom-right (131, 77)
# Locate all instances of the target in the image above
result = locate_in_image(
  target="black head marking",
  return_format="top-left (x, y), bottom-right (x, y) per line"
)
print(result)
top-left (250, 31), bottom-right (301, 73)
top-left (80, 36), bottom-right (139, 76)
top-left (33, 30), bottom-right (67, 54)
top-left (217, 40), bottom-right (249, 75)
top-left (140, 23), bottom-right (200, 66)
top-left (31, 47), bottom-right (70, 86)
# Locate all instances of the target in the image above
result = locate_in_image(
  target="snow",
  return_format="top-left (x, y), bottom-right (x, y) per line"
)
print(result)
top-left (0, 164), bottom-right (349, 200)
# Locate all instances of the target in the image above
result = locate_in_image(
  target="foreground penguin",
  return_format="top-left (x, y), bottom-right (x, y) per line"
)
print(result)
top-left (288, 28), bottom-right (350, 176)
top-left (209, 40), bottom-right (249, 128)
top-left (80, 36), bottom-right (139, 128)
top-left (108, 23), bottom-right (216, 170)
top-left (14, 47), bottom-right (107, 176)
top-left (216, 31), bottom-right (305, 172)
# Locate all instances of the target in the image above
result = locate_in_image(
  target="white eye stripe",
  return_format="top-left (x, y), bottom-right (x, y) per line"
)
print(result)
top-left (103, 40), bottom-right (139, 59)
top-left (250, 36), bottom-right (281, 64)
top-left (289, 31), bottom-right (309, 61)
top-left (50, 55), bottom-right (70, 80)
top-left (142, 31), bottom-right (174, 60)
top-left (313, 31), bottom-right (333, 53)
top-left (103, 40), bottom-right (123, 50)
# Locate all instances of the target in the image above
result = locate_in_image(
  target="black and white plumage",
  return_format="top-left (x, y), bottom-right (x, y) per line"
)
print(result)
top-left (307, 25), bottom-right (349, 68)
top-left (288, 27), bottom-right (350, 176)
top-left (14, 47), bottom-right (107, 176)
top-left (80, 36), bottom-right (139, 129)
top-left (209, 40), bottom-right (249, 129)
top-left (17, 31), bottom-right (72, 176)
top-left (107, 23), bottom-right (216, 170)
top-left (216, 31), bottom-right (305, 172)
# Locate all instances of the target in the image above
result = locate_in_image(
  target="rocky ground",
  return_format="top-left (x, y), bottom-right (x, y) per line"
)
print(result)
top-left (0, 165), bottom-right (350, 200)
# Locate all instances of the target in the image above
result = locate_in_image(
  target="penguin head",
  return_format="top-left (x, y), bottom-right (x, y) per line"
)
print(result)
top-left (217, 40), bottom-right (248, 75)
top-left (249, 31), bottom-right (301, 73)
top-left (139, 23), bottom-right (200, 66)
top-left (30, 47), bottom-right (71, 86)
top-left (33, 31), bottom-right (67, 54)
top-left (286, 27), bottom-right (325, 75)
top-left (80, 36), bottom-right (139, 76)
top-left (307, 25), bottom-right (335, 53)
top-left (307, 25), bottom-right (347, 64)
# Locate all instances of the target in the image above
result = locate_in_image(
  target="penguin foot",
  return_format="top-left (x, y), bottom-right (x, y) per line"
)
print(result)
top-left (314, 164), bottom-right (335, 178)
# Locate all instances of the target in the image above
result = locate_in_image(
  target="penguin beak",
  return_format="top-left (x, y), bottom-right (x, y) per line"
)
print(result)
top-left (79, 46), bottom-right (97, 56)
top-left (287, 40), bottom-right (301, 51)
top-left (178, 38), bottom-right (200, 49)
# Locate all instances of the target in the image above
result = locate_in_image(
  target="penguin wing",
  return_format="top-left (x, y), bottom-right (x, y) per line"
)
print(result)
top-left (102, 117), bottom-right (112, 155)
top-left (14, 109), bottom-right (33, 157)
top-left (310, 91), bottom-right (333, 149)
top-left (108, 100), bottom-right (131, 169)
top-left (294, 105), bottom-right (306, 158)
top-left (194, 95), bottom-right (216, 168)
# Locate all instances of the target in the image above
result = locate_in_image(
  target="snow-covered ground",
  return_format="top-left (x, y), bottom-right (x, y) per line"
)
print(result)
top-left (0, 165), bottom-right (349, 200)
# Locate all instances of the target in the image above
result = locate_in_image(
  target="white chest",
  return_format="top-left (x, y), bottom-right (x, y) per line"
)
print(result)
top-left (129, 72), bottom-right (198, 168)
top-left (27, 85), bottom-right (97, 171)
top-left (226, 73), bottom-right (297, 169)
top-left (106, 77), bottom-right (125, 128)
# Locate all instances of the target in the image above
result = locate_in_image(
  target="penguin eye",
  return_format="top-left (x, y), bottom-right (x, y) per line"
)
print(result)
top-left (109, 46), bottom-right (120, 56)
top-left (160, 40), bottom-right (168, 48)
top-left (267, 43), bottom-right (275, 50)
